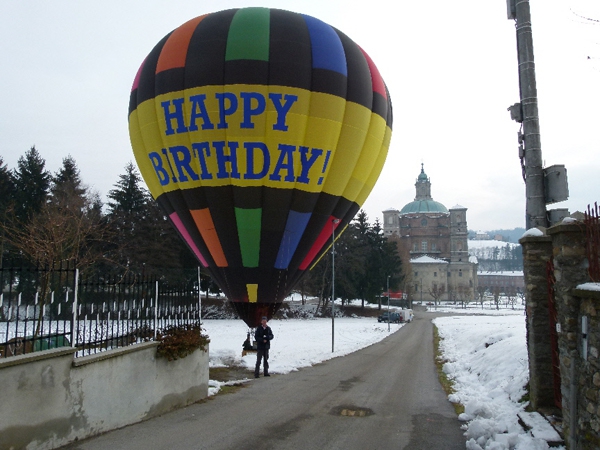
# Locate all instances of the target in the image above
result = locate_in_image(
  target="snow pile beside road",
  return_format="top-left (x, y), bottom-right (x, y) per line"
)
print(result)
top-left (434, 313), bottom-right (562, 450)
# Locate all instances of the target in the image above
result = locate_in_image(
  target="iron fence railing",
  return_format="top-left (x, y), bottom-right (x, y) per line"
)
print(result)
top-left (1, 265), bottom-right (202, 358)
top-left (585, 202), bottom-right (600, 282)
top-left (0, 262), bottom-right (75, 358)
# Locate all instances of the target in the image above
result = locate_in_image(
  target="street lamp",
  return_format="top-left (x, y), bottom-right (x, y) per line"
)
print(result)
top-left (331, 219), bottom-right (340, 353)
top-left (387, 275), bottom-right (391, 332)
top-left (331, 218), bottom-right (340, 353)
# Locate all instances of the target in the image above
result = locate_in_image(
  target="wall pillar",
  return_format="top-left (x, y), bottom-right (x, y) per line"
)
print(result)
top-left (520, 232), bottom-right (555, 410)
top-left (548, 222), bottom-right (589, 448)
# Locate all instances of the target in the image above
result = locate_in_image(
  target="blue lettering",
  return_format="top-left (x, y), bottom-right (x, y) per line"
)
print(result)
top-left (168, 146), bottom-right (199, 182)
top-left (213, 141), bottom-right (240, 179)
top-left (149, 152), bottom-right (170, 186)
top-left (189, 94), bottom-right (214, 131)
top-left (191, 142), bottom-right (213, 180)
top-left (161, 148), bottom-right (178, 183)
top-left (148, 140), bottom-right (325, 186)
top-left (297, 147), bottom-right (323, 184)
top-left (215, 93), bottom-right (238, 129)
top-left (161, 98), bottom-right (188, 136)
top-left (270, 144), bottom-right (296, 182)
top-left (244, 142), bottom-right (270, 179)
top-left (269, 93), bottom-right (298, 131)
top-left (240, 92), bottom-right (266, 129)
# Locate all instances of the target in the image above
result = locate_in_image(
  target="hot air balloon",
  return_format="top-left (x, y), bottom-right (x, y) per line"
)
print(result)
top-left (128, 7), bottom-right (392, 328)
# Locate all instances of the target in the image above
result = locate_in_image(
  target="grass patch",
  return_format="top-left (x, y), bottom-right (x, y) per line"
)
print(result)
top-left (209, 365), bottom-right (251, 396)
top-left (433, 324), bottom-right (465, 416)
top-left (210, 365), bottom-right (252, 381)
top-left (216, 383), bottom-right (246, 395)
top-left (519, 382), bottom-right (532, 410)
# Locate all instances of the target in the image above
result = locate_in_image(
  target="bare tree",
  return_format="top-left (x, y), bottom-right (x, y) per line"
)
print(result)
top-left (456, 284), bottom-right (471, 309)
top-left (428, 283), bottom-right (446, 307)
top-left (492, 286), bottom-right (502, 310)
top-left (516, 287), bottom-right (526, 307)
top-left (476, 285), bottom-right (488, 309)
top-left (4, 194), bottom-right (111, 270)
top-left (505, 286), bottom-right (517, 310)
top-left (1, 189), bottom-right (113, 336)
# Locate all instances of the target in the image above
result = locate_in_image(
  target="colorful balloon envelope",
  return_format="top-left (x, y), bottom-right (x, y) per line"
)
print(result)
top-left (129, 7), bottom-right (393, 327)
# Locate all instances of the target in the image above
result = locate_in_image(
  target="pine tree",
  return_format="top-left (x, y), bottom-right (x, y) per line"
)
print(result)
top-left (51, 155), bottom-right (87, 208)
top-left (303, 210), bottom-right (403, 311)
top-left (0, 156), bottom-right (15, 267)
top-left (106, 162), bottom-right (196, 276)
top-left (12, 146), bottom-right (51, 221)
top-left (363, 217), bottom-right (403, 307)
top-left (331, 221), bottom-right (366, 306)
top-left (3, 156), bottom-right (110, 269)
top-left (107, 162), bottom-right (147, 218)
top-left (0, 156), bottom-right (14, 209)
top-left (106, 162), bottom-right (150, 269)
top-left (352, 210), bottom-right (375, 307)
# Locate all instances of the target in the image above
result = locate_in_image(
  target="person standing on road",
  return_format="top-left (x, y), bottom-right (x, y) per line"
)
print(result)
top-left (254, 316), bottom-right (274, 378)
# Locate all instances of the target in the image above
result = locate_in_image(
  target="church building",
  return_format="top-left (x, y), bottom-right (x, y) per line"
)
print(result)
top-left (383, 164), bottom-right (478, 303)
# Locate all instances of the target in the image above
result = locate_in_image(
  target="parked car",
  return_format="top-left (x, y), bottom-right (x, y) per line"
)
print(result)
top-left (377, 312), bottom-right (401, 323)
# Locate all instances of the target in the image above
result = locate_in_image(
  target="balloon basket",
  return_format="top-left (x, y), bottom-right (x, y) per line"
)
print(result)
top-left (242, 331), bottom-right (257, 357)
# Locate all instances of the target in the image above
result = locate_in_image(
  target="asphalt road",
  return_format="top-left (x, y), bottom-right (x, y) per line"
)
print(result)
top-left (64, 311), bottom-right (465, 450)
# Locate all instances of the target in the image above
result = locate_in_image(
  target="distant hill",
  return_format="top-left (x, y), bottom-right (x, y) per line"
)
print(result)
top-left (468, 228), bottom-right (526, 244)
top-left (487, 228), bottom-right (526, 243)
top-left (468, 239), bottom-right (523, 272)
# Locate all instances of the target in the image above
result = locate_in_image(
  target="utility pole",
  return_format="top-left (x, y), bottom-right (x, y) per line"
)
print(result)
top-left (387, 275), bottom-right (390, 332)
top-left (507, 0), bottom-right (548, 229)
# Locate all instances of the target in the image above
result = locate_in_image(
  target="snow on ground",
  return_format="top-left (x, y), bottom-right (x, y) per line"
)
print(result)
top-left (203, 305), bottom-right (564, 450)
top-left (203, 316), bottom-right (404, 387)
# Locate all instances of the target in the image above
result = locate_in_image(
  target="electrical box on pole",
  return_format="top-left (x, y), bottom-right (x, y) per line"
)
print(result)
top-left (506, 0), bottom-right (516, 20)
top-left (507, 103), bottom-right (523, 123)
top-left (543, 165), bottom-right (569, 204)
top-left (548, 208), bottom-right (570, 226)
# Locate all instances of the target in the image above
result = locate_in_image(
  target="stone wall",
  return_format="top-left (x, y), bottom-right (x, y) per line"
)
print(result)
top-left (572, 288), bottom-right (600, 449)
top-left (547, 222), bottom-right (591, 449)
top-left (522, 220), bottom-right (600, 449)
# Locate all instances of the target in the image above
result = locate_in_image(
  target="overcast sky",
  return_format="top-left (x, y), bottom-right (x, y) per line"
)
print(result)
top-left (1, 1), bottom-right (598, 231)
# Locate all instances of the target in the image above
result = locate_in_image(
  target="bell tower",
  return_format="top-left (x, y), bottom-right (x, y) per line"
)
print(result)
top-left (449, 205), bottom-right (468, 262)
top-left (415, 163), bottom-right (432, 201)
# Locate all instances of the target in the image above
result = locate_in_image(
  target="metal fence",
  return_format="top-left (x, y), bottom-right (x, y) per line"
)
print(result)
top-left (0, 264), bottom-right (202, 358)
top-left (585, 202), bottom-right (600, 282)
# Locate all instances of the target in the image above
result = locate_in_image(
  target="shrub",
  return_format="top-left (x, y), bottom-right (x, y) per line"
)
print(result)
top-left (156, 323), bottom-right (210, 361)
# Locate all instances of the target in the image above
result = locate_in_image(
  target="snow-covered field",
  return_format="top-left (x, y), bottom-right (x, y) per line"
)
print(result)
top-left (204, 305), bottom-right (563, 450)
top-left (204, 316), bottom-right (404, 377)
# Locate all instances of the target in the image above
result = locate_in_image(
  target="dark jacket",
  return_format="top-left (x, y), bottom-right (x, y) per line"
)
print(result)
top-left (255, 325), bottom-right (274, 350)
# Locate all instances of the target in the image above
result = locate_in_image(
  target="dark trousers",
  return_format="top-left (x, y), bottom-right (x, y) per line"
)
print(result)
top-left (255, 348), bottom-right (269, 375)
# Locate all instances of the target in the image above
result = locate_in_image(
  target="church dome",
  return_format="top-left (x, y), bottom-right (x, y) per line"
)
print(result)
top-left (417, 169), bottom-right (429, 181)
top-left (399, 199), bottom-right (448, 214)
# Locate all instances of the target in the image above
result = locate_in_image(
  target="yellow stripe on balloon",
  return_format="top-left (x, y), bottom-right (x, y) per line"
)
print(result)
top-left (247, 284), bottom-right (258, 303)
top-left (356, 124), bottom-right (392, 206)
top-left (130, 84), bottom-right (377, 200)
top-left (340, 113), bottom-right (388, 203)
